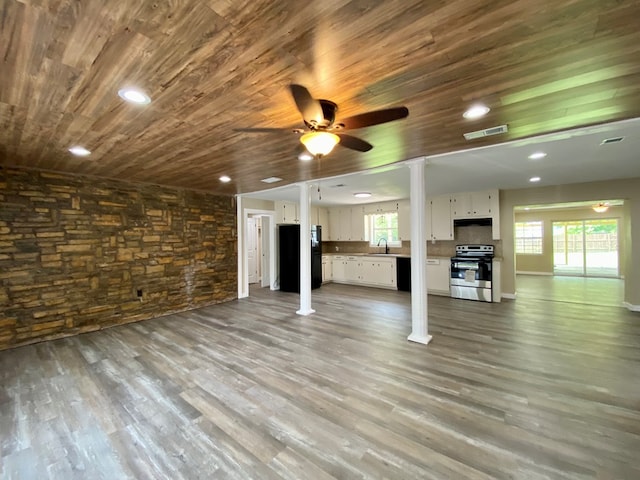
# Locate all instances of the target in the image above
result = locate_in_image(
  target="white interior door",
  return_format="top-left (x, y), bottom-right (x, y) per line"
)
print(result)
top-left (247, 217), bottom-right (258, 284)
top-left (261, 216), bottom-right (271, 287)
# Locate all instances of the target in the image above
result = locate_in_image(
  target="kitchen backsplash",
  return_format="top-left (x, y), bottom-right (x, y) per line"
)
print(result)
top-left (322, 225), bottom-right (502, 258)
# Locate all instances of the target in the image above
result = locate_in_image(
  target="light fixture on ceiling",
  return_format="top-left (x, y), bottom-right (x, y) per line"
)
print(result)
top-left (592, 202), bottom-right (609, 213)
top-left (118, 88), bottom-right (151, 105)
top-left (529, 176), bottom-right (541, 183)
top-left (299, 131), bottom-right (340, 156)
top-left (298, 151), bottom-right (314, 161)
top-left (68, 146), bottom-right (91, 156)
top-left (219, 175), bottom-right (231, 183)
top-left (463, 104), bottom-right (490, 119)
top-left (528, 152), bottom-right (547, 160)
top-left (354, 192), bottom-right (371, 198)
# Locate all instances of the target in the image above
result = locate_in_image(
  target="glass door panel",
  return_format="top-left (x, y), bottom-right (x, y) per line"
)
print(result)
top-left (584, 219), bottom-right (618, 277)
top-left (553, 221), bottom-right (584, 276)
top-left (552, 219), bottom-right (619, 277)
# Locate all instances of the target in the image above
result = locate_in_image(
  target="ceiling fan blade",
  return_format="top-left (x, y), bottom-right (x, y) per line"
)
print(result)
top-left (336, 133), bottom-right (373, 152)
top-left (289, 84), bottom-right (323, 125)
top-left (233, 127), bottom-right (290, 133)
top-left (339, 106), bottom-right (409, 130)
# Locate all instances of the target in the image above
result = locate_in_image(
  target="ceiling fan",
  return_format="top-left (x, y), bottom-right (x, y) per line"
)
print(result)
top-left (235, 84), bottom-right (409, 157)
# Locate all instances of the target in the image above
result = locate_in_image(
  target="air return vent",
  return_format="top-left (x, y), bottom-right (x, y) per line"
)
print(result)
top-left (464, 124), bottom-right (508, 140)
top-left (261, 176), bottom-right (282, 184)
top-left (600, 136), bottom-right (624, 145)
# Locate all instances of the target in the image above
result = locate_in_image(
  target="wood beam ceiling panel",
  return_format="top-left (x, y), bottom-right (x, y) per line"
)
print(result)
top-left (1, 0), bottom-right (639, 194)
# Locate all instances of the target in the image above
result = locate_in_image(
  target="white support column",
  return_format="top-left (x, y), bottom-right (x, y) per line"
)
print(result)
top-left (408, 159), bottom-right (432, 345)
top-left (236, 195), bottom-right (248, 299)
top-left (297, 182), bottom-right (315, 315)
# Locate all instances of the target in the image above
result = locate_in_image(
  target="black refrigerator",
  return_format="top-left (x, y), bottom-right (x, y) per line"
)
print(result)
top-left (279, 224), bottom-right (322, 293)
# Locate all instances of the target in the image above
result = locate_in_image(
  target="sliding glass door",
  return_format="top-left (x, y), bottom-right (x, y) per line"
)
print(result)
top-left (552, 219), bottom-right (619, 277)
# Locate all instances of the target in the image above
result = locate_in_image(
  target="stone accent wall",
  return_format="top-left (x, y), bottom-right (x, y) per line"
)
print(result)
top-left (0, 167), bottom-right (237, 350)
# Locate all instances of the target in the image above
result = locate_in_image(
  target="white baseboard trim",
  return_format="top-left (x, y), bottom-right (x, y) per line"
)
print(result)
top-left (623, 302), bottom-right (640, 312)
top-left (502, 293), bottom-right (517, 300)
top-left (516, 271), bottom-right (553, 276)
top-left (408, 333), bottom-right (433, 345)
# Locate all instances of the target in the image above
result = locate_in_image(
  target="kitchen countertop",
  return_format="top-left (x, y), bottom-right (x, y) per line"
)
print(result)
top-left (322, 253), bottom-right (452, 259)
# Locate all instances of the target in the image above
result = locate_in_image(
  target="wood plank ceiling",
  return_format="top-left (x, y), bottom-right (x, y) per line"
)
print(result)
top-left (1, 0), bottom-right (639, 195)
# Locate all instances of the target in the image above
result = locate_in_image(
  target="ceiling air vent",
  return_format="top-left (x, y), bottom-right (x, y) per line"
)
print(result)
top-left (261, 176), bottom-right (283, 184)
top-left (464, 124), bottom-right (508, 140)
top-left (600, 136), bottom-right (624, 145)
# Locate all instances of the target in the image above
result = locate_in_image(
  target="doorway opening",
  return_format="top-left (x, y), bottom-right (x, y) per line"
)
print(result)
top-left (552, 218), bottom-right (619, 277)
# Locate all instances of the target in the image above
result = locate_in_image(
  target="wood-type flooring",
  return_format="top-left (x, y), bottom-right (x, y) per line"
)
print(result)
top-left (1, 283), bottom-right (639, 479)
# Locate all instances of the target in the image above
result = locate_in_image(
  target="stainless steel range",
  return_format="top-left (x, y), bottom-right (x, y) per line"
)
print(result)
top-left (450, 245), bottom-right (494, 302)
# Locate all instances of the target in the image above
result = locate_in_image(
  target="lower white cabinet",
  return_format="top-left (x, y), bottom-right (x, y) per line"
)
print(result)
top-left (345, 257), bottom-right (360, 283)
top-left (331, 256), bottom-right (346, 282)
top-left (329, 255), bottom-right (396, 290)
top-left (322, 255), bottom-right (332, 283)
top-left (426, 258), bottom-right (450, 295)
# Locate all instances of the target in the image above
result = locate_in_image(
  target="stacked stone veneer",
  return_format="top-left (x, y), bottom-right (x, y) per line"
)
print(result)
top-left (0, 167), bottom-right (237, 350)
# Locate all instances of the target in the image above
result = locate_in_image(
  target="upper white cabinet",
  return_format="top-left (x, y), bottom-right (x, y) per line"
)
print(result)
top-left (451, 190), bottom-right (498, 218)
top-left (350, 206), bottom-right (365, 241)
top-left (338, 207), bottom-right (352, 240)
top-left (397, 200), bottom-right (410, 241)
top-left (427, 195), bottom-right (454, 241)
top-left (327, 206), bottom-right (365, 241)
top-left (275, 201), bottom-right (299, 224)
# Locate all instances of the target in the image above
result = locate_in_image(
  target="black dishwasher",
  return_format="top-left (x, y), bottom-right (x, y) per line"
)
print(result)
top-left (396, 257), bottom-right (411, 292)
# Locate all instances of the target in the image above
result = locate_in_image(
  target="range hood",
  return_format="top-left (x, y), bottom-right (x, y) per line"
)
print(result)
top-left (453, 217), bottom-right (492, 227)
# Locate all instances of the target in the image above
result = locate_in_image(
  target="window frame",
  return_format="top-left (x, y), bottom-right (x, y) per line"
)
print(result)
top-left (365, 210), bottom-right (402, 247)
top-left (515, 220), bottom-right (543, 255)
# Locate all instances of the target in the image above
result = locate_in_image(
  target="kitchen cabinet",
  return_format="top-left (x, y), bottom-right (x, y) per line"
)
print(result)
top-left (350, 206), bottom-right (365, 241)
top-left (426, 258), bottom-right (450, 295)
top-left (365, 257), bottom-right (396, 288)
top-left (328, 255), bottom-right (396, 289)
top-left (451, 189), bottom-right (497, 218)
top-left (331, 256), bottom-right (346, 282)
top-left (345, 256), bottom-right (361, 283)
top-left (427, 195), bottom-right (453, 240)
top-left (363, 201), bottom-right (397, 214)
top-left (317, 207), bottom-right (330, 238)
top-left (275, 200), bottom-right (299, 224)
top-left (321, 255), bottom-right (332, 283)
top-left (397, 200), bottom-right (410, 241)
top-left (327, 206), bottom-right (365, 241)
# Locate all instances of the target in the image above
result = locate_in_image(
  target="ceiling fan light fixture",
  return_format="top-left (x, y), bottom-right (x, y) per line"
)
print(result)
top-left (592, 202), bottom-right (609, 213)
top-left (299, 131), bottom-right (340, 156)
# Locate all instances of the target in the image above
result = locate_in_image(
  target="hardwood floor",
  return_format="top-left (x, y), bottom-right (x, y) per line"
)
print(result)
top-left (516, 274), bottom-right (624, 307)
top-left (2, 284), bottom-right (639, 479)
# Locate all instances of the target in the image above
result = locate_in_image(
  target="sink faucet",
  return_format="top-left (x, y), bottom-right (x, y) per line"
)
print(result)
top-left (377, 238), bottom-right (389, 254)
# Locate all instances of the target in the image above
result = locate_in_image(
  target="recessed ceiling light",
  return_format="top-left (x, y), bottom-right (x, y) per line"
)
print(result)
top-left (68, 146), bottom-right (91, 156)
top-left (219, 175), bottom-right (231, 183)
top-left (261, 176), bottom-right (283, 184)
top-left (528, 152), bottom-right (547, 160)
top-left (118, 88), bottom-right (151, 105)
top-left (529, 176), bottom-right (541, 183)
top-left (298, 151), bottom-right (313, 161)
top-left (463, 104), bottom-right (490, 119)
top-left (524, 207), bottom-right (531, 210)
top-left (354, 192), bottom-right (371, 198)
